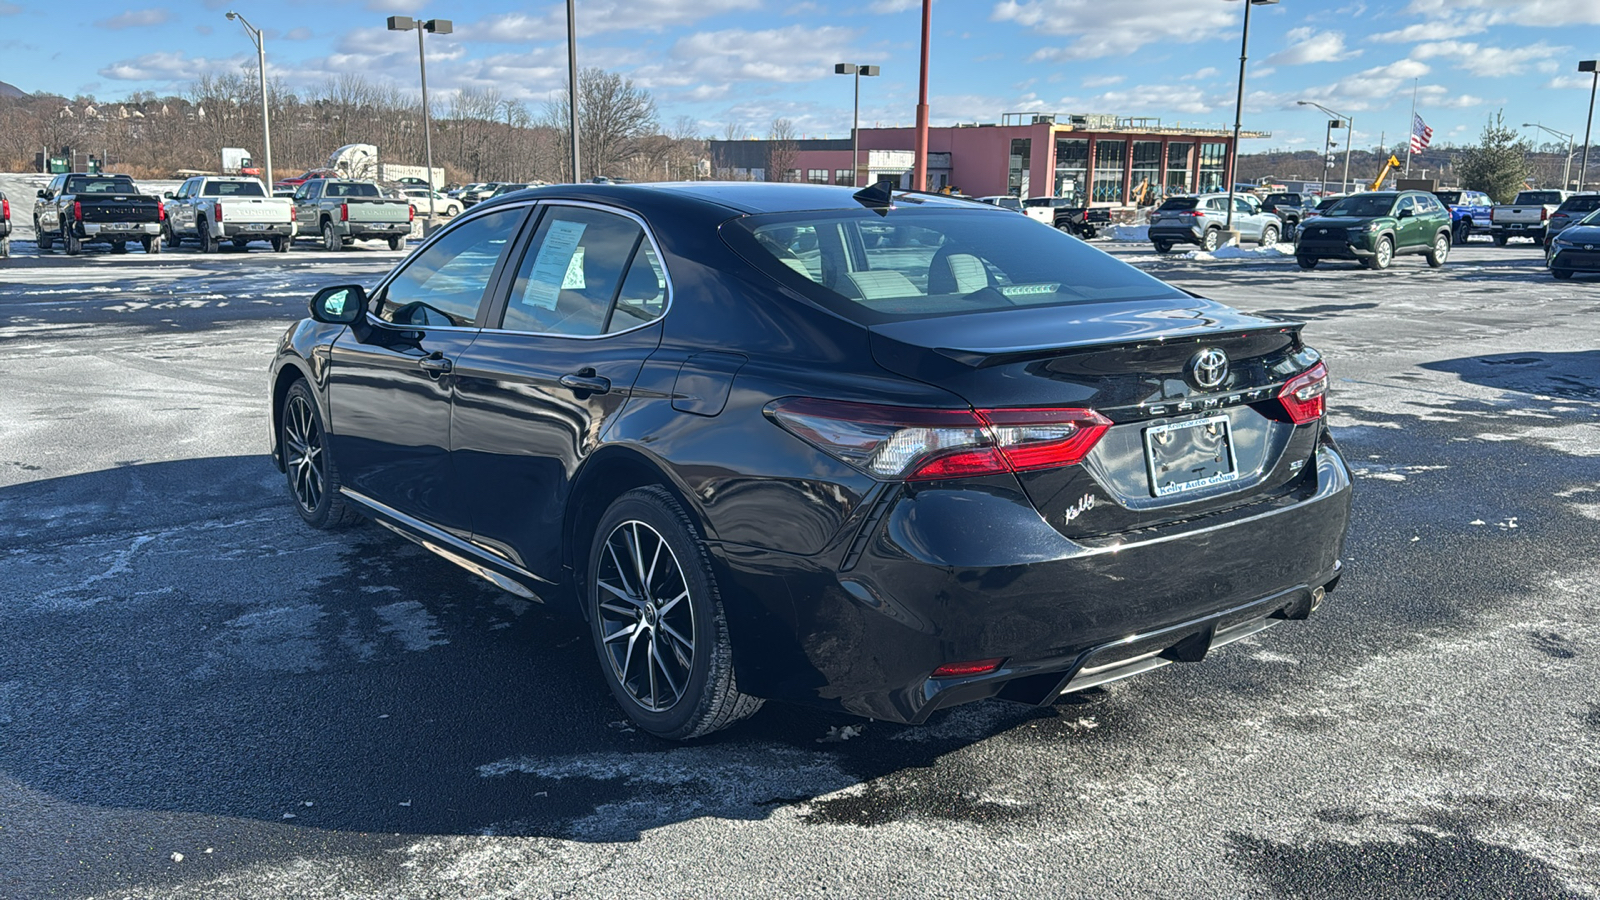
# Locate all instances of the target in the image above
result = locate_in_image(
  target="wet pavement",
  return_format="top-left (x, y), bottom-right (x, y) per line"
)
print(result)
top-left (1, 234), bottom-right (1597, 899)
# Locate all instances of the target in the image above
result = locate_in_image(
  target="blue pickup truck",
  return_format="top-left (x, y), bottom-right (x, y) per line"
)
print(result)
top-left (1432, 190), bottom-right (1493, 245)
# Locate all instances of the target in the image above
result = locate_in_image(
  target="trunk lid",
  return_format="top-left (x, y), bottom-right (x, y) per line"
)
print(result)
top-left (218, 198), bottom-right (293, 223)
top-left (868, 299), bottom-right (1323, 538)
top-left (345, 200), bottom-right (411, 223)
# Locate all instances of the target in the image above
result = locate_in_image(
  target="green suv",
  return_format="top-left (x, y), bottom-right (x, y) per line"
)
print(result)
top-left (1293, 191), bottom-right (1452, 270)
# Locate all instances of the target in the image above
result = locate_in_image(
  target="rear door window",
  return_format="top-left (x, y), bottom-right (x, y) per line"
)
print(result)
top-left (378, 207), bottom-right (523, 327)
top-left (499, 205), bottom-right (659, 336)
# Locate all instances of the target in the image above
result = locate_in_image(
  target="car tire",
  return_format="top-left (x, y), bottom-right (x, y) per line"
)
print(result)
top-left (111, 241), bottom-right (127, 254)
top-left (1553, 269), bottom-right (1574, 280)
top-left (1365, 236), bottom-right (1393, 270)
top-left (322, 221), bottom-right (341, 252)
top-left (164, 222), bottom-right (181, 249)
top-left (388, 236), bottom-right (403, 251)
top-left (1297, 255), bottom-right (1318, 270)
top-left (588, 486), bottom-right (763, 740)
top-left (1153, 240), bottom-right (1173, 253)
top-left (143, 236), bottom-right (161, 255)
top-left (1082, 227), bottom-right (1097, 239)
top-left (0, 237), bottom-right (8, 258)
top-left (280, 380), bottom-right (362, 530)
top-left (232, 239), bottom-right (249, 250)
top-left (1261, 224), bottom-right (1279, 246)
top-left (1493, 234), bottom-right (1508, 247)
top-left (1202, 228), bottom-right (1221, 251)
top-left (36, 223), bottom-right (52, 252)
top-left (1426, 233), bottom-right (1449, 268)
top-left (1453, 220), bottom-right (1470, 245)
top-left (271, 236), bottom-right (289, 253)
top-left (64, 229), bottom-right (80, 256)
top-left (199, 221), bottom-right (218, 254)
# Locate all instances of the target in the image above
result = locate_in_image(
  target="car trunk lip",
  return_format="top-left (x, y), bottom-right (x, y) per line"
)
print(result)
top-left (867, 298), bottom-right (1300, 368)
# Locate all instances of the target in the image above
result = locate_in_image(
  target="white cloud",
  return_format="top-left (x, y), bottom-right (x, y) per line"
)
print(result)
top-left (0, 1), bottom-right (24, 12)
top-left (1407, 0), bottom-right (1600, 25)
top-left (1181, 67), bottom-right (1220, 82)
top-left (634, 25), bottom-right (863, 92)
top-left (1082, 74), bottom-right (1124, 88)
top-left (869, 0), bottom-right (920, 10)
top-left (1545, 74), bottom-right (1594, 90)
top-left (994, 0), bottom-right (1236, 60)
top-left (1410, 40), bottom-right (1568, 76)
top-left (95, 8), bottom-right (172, 30)
top-left (458, 0), bottom-right (762, 42)
top-left (366, 0), bottom-right (427, 11)
top-left (98, 51), bottom-right (249, 83)
top-left (1265, 28), bottom-right (1360, 65)
top-left (1087, 83), bottom-right (1219, 116)
top-left (1367, 16), bottom-right (1489, 43)
top-left (283, 27), bottom-right (313, 41)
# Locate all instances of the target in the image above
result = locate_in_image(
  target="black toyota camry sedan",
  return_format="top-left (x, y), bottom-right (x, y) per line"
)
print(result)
top-left (268, 182), bottom-right (1352, 739)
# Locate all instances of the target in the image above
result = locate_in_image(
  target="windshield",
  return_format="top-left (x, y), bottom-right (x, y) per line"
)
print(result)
top-left (325, 182), bottom-right (381, 198)
top-left (66, 176), bottom-right (137, 194)
top-left (202, 180), bottom-right (265, 197)
top-left (727, 207), bottom-right (1185, 324)
top-left (1327, 195), bottom-right (1397, 218)
top-left (1515, 191), bottom-right (1565, 205)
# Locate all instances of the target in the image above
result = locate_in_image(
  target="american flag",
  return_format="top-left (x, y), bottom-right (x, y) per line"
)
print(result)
top-left (1410, 113), bottom-right (1434, 153)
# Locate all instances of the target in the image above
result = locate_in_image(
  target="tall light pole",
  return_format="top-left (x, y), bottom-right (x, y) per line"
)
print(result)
top-left (1298, 100), bottom-right (1353, 193)
top-left (387, 15), bottom-right (451, 228)
top-left (1523, 123), bottom-right (1575, 189)
top-left (912, 0), bottom-right (931, 191)
top-left (225, 11), bottom-right (272, 192)
top-left (834, 64), bottom-right (880, 187)
top-left (1579, 60), bottom-right (1598, 191)
top-left (567, 0), bottom-right (580, 183)
top-left (1224, 0), bottom-right (1278, 240)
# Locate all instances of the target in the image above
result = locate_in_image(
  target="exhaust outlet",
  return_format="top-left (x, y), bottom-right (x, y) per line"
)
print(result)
top-left (1310, 586), bottom-right (1326, 612)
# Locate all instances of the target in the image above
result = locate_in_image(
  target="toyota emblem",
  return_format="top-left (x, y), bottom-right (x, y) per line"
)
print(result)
top-left (1188, 348), bottom-right (1230, 391)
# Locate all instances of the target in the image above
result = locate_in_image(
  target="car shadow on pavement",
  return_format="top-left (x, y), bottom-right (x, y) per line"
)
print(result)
top-left (0, 456), bottom-right (1070, 859)
top-left (1419, 350), bottom-right (1600, 402)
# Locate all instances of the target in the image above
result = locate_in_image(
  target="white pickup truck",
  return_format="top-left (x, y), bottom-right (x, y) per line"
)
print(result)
top-left (291, 179), bottom-right (414, 251)
top-left (1490, 189), bottom-right (1570, 246)
top-left (162, 175), bottom-right (297, 253)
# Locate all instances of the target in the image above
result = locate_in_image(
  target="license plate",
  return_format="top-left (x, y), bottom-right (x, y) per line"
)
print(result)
top-left (247, 223), bottom-right (269, 231)
top-left (1144, 415), bottom-right (1238, 497)
top-left (1509, 223), bottom-right (1525, 230)
top-left (104, 223), bottom-right (135, 230)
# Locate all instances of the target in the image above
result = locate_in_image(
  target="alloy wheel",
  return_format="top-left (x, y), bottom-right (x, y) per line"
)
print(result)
top-left (595, 520), bottom-right (697, 713)
top-left (282, 394), bottom-right (325, 514)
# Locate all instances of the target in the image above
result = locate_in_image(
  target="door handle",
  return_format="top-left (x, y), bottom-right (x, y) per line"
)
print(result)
top-left (418, 355), bottom-right (453, 374)
top-left (559, 372), bottom-right (611, 394)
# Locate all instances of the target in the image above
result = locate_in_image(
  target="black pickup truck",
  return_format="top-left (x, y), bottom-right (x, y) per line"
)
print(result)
top-left (1023, 196), bottom-right (1113, 238)
top-left (34, 173), bottom-right (164, 255)
top-left (1, 190), bottom-right (11, 258)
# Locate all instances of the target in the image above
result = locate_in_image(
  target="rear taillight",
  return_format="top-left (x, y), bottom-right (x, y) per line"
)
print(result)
top-left (1180, 210), bottom-right (1205, 218)
top-left (409, 203), bottom-right (415, 223)
top-left (289, 205), bottom-right (297, 221)
top-left (1541, 207), bottom-right (1549, 221)
top-left (73, 200), bottom-right (82, 221)
top-left (2, 198), bottom-right (8, 221)
top-left (765, 398), bottom-right (1112, 481)
top-left (1279, 362), bottom-right (1329, 424)
top-left (157, 201), bottom-right (165, 222)
top-left (932, 658), bottom-right (1006, 678)
top-left (214, 202), bottom-right (223, 222)
top-left (340, 202), bottom-right (349, 222)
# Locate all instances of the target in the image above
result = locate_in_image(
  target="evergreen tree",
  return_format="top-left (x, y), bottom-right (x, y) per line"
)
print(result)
top-left (1457, 110), bottom-right (1532, 203)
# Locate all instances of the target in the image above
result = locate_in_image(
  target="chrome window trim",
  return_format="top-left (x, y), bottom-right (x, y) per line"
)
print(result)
top-left (486, 198), bottom-right (675, 342)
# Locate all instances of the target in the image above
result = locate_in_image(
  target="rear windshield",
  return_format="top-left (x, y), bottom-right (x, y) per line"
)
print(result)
top-left (1433, 191), bottom-right (1461, 206)
top-left (1514, 191), bottom-right (1565, 205)
top-left (1326, 195), bottom-right (1396, 218)
top-left (1156, 197), bottom-right (1198, 211)
top-left (325, 182), bottom-right (381, 198)
top-left (726, 207), bottom-right (1185, 324)
top-left (1263, 194), bottom-right (1300, 206)
top-left (1316, 198), bottom-right (1342, 210)
top-left (202, 180), bottom-right (265, 197)
top-left (1023, 197), bottom-right (1057, 207)
top-left (1558, 195), bottom-right (1600, 213)
top-left (66, 176), bottom-right (137, 194)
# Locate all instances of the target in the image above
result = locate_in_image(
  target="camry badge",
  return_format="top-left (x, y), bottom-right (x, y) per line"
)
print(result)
top-left (1188, 348), bottom-right (1230, 391)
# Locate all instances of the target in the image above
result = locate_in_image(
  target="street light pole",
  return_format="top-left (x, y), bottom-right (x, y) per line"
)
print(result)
top-left (387, 15), bottom-right (452, 228)
top-left (225, 12), bottom-right (272, 192)
top-left (1298, 100), bottom-right (1353, 192)
top-left (1579, 61), bottom-right (1598, 191)
top-left (567, 0), bottom-right (580, 183)
top-left (912, 0), bottom-right (931, 191)
top-left (1523, 123), bottom-right (1575, 189)
top-left (835, 64), bottom-right (880, 187)
top-left (1225, 0), bottom-right (1278, 239)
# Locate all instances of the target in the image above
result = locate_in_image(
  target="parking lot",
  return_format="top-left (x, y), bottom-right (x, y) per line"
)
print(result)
top-left (1, 234), bottom-right (1597, 899)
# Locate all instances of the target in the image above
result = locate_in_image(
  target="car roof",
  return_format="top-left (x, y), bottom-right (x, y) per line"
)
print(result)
top-left (476, 181), bottom-right (988, 217)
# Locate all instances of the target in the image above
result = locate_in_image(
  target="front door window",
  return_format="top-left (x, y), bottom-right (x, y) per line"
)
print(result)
top-left (378, 208), bottom-right (523, 327)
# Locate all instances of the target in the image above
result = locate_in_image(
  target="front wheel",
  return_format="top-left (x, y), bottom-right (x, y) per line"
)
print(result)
top-left (142, 236), bottom-right (161, 255)
top-left (0, 237), bottom-right (9, 259)
top-left (164, 222), bottom-right (181, 249)
top-left (588, 486), bottom-right (762, 740)
top-left (1553, 269), bottom-right (1574, 280)
top-left (199, 221), bottom-right (218, 254)
top-left (111, 241), bottom-right (127, 254)
top-left (387, 235), bottom-right (403, 251)
top-left (36, 224), bottom-right (52, 252)
top-left (1493, 234), bottom-right (1508, 247)
top-left (1297, 255), bottom-right (1318, 270)
top-left (271, 236), bottom-right (289, 253)
top-left (1260, 224), bottom-right (1279, 246)
top-left (280, 380), bottom-right (361, 530)
top-left (1453, 220), bottom-right (1470, 245)
top-left (1426, 233), bottom-right (1449, 268)
top-left (1365, 236), bottom-right (1393, 270)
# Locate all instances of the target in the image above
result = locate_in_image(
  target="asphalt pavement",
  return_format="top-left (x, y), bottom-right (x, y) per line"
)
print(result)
top-left (0, 231), bottom-right (1596, 899)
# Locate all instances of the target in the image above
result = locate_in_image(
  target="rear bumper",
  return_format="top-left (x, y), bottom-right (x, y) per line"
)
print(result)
top-left (715, 442), bottom-right (1354, 724)
top-left (221, 222), bottom-right (296, 239)
top-left (1493, 224), bottom-right (1546, 239)
top-left (343, 222), bottom-right (412, 239)
top-left (1148, 226), bottom-right (1202, 245)
top-left (79, 222), bottom-right (160, 239)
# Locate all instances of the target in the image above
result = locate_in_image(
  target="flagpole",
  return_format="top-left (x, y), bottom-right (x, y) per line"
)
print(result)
top-left (1405, 78), bottom-right (1417, 175)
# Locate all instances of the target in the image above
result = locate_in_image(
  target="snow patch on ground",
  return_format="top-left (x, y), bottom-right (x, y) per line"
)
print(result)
top-left (1181, 242), bottom-right (1295, 261)
top-left (374, 599), bottom-right (448, 651)
top-left (1106, 224), bottom-right (1149, 241)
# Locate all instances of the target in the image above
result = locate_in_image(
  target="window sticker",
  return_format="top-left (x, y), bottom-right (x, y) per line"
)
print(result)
top-left (522, 220), bottom-right (588, 309)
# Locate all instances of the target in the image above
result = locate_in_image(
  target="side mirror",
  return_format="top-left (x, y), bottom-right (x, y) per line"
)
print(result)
top-left (309, 285), bottom-right (367, 325)
top-left (1397, 208), bottom-right (1414, 219)
top-left (36, 190), bottom-right (47, 199)
top-left (163, 191), bottom-right (175, 200)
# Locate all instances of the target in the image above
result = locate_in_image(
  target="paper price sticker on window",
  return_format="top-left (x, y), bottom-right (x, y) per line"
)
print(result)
top-left (522, 220), bottom-right (588, 310)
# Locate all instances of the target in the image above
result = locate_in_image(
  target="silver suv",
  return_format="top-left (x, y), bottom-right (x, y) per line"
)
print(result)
top-left (1148, 193), bottom-right (1282, 252)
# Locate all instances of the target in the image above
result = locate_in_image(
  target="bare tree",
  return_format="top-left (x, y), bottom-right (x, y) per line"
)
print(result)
top-left (544, 67), bottom-right (658, 181)
top-left (767, 118), bottom-right (798, 183)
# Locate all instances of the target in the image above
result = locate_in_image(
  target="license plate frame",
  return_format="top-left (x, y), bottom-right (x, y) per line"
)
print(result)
top-left (246, 223), bottom-right (270, 231)
top-left (1144, 414), bottom-right (1239, 498)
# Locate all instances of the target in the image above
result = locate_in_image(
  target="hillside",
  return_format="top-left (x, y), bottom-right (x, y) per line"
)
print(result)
top-left (0, 81), bottom-right (26, 100)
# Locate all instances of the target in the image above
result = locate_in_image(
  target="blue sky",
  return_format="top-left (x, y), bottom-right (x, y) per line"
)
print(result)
top-left (3, 0), bottom-right (1600, 153)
